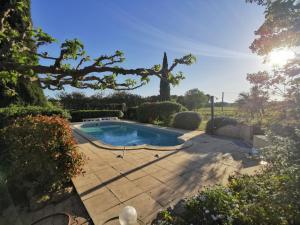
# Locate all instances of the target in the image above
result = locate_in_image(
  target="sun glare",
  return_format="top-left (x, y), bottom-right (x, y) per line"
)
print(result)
top-left (268, 48), bottom-right (296, 67)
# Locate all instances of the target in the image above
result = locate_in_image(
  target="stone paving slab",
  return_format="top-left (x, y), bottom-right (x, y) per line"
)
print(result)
top-left (0, 193), bottom-right (91, 225)
top-left (123, 193), bottom-right (162, 222)
top-left (72, 132), bottom-right (260, 225)
top-left (83, 189), bottom-right (120, 218)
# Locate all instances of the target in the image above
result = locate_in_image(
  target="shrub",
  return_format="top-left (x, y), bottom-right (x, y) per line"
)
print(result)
top-left (137, 101), bottom-right (186, 125)
top-left (124, 107), bottom-right (138, 120)
top-left (172, 111), bottom-right (202, 130)
top-left (0, 115), bottom-right (85, 196)
top-left (205, 117), bottom-right (238, 134)
top-left (154, 170), bottom-right (300, 225)
top-left (70, 110), bottom-right (124, 122)
top-left (0, 105), bottom-right (70, 128)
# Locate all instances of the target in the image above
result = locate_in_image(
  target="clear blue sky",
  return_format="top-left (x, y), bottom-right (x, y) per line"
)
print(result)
top-left (31, 0), bottom-right (268, 102)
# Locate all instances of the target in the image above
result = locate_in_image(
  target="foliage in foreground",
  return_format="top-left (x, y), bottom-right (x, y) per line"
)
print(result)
top-left (0, 115), bottom-right (85, 198)
top-left (154, 170), bottom-right (300, 225)
top-left (172, 111), bottom-right (202, 130)
top-left (153, 131), bottom-right (300, 225)
top-left (137, 101), bottom-right (187, 125)
top-left (0, 0), bottom-right (47, 107)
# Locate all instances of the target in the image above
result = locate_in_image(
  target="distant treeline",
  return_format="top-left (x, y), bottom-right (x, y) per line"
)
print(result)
top-left (49, 90), bottom-right (235, 111)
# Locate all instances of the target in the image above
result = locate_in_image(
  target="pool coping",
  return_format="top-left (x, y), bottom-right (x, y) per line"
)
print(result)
top-left (71, 120), bottom-right (201, 151)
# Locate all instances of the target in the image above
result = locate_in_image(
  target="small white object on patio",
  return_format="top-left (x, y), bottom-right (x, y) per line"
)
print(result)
top-left (119, 206), bottom-right (138, 225)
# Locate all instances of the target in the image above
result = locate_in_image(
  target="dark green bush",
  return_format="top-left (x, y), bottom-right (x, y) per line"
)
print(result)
top-left (205, 117), bottom-right (238, 134)
top-left (70, 110), bottom-right (124, 122)
top-left (137, 101), bottom-right (186, 125)
top-left (95, 103), bottom-right (126, 112)
top-left (0, 105), bottom-right (70, 128)
top-left (172, 111), bottom-right (202, 130)
top-left (124, 107), bottom-right (138, 120)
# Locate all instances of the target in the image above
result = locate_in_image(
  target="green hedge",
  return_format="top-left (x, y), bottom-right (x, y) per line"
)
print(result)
top-left (137, 101), bottom-right (186, 124)
top-left (70, 110), bottom-right (124, 122)
top-left (172, 111), bottom-right (202, 130)
top-left (0, 105), bottom-right (70, 128)
top-left (124, 107), bottom-right (138, 120)
top-left (205, 117), bottom-right (238, 134)
top-left (93, 103), bottom-right (126, 112)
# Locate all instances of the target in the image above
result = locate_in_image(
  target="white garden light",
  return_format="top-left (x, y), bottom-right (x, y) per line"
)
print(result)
top-left (119, 206), bottom-right (138, 225)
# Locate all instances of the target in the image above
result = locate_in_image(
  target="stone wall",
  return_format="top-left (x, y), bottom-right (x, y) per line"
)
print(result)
top-left (215, 124), bottom-right (253, 144)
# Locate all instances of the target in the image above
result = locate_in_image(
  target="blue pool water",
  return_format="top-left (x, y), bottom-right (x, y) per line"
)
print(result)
top-left (80, 122), bottom-right (182, 146)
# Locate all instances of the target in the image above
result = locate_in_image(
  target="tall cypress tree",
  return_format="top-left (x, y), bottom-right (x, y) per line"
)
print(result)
top-left (0, 0), bottom-right (47, 107)
top-left (159, 52), bottom-right (171, 101)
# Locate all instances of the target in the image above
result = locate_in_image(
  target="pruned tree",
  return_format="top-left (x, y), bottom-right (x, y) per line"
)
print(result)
top-left (0, 0), bottom-right (196, 104)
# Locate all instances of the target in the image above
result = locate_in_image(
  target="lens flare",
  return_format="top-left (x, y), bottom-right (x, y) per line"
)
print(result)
top-left (268, 49), bottom-right (295, 67)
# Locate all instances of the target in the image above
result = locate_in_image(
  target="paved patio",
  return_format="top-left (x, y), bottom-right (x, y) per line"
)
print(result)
top-left (72, 131), bottom-right (260, 225)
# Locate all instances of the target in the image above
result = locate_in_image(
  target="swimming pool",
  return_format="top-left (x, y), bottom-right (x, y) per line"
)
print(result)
top-left (79, 121), bottom-right (183, 147)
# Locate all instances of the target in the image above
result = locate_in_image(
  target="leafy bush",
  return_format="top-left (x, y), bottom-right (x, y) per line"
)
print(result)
top-left (124, 107), bottom-right (138, 120)
top-left (70, 110), bottom-right (124, 122)
top-left (205, 117), bottom-right (238, 134)
top-left (172, 111), bottom-right (202, 130)
top-left (154, 169), bottom-right (300, 225)
top-left (137, 101), bottom-right (186, 125)
top-left (0, 105), bottom-right (70, 128)
top-left (0, 115), bottom-right (85, 196)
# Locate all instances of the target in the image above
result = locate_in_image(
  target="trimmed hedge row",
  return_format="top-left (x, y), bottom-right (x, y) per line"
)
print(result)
top-left (205, 116), bottom-right (238, 134)
top-left (172, 111), bottom-right (202, 130)
top-left (0, 105), bottom-right (70, 128)
top-left (124, 107), bottom-right (138, 120)
top-left (70, 110), bottom-right (124, 122)
top-left (82, 103), bottom-right (126, 112)
top-left (137, 101), bottom-right (186, 124)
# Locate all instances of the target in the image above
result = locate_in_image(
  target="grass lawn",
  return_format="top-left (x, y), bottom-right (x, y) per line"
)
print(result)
top-left (196, 106), bottom-right (239, 131)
